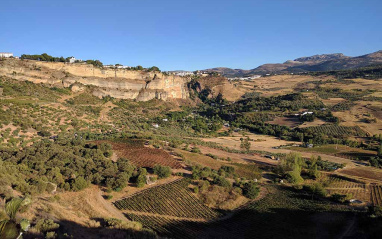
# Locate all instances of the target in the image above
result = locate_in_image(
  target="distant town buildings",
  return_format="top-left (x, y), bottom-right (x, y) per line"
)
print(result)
top-left (164, 70), bottom-right (215, 77)
top-left (228, 75), bottom-right (261, 81)
top-left (0, 52), bottom-right (13, 58)
top-left (166, 71), bottom-right (194, 76)
top-left (103, 64), bottom-right (132, 69)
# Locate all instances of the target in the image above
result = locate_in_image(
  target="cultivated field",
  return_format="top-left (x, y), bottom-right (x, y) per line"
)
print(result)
top-left (100, 140), bottom-right (184, 168)
top-left (370, 184), bottom-right (382, 206)
top-left (114, 179), bottom-right (222, 220)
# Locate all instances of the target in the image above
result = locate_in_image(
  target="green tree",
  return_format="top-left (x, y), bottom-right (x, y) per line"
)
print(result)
top-left (243, 182), bottom-right (260, 199)
top-left (71, 176), bottom-right (89, 191)
top-left (286, 163), bottom-right (304, 184)
top-left (136, 168), bottom-right (147, 188)
top-left (303, 183), bottom-right (327, 199)
top-left (153, 165), bottom-right (172, 179)
top-left (378, 143), bottom-right (382, 157)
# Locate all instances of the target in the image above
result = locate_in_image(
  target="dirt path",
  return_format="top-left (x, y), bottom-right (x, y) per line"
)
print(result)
top-left (95, 190), bottom-right (128, 222)
top-left (100, 101), bottom-right (117, 122)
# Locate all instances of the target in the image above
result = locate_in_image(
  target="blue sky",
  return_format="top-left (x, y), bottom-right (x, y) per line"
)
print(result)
top-left (1, 0), bottom-right (381, 71)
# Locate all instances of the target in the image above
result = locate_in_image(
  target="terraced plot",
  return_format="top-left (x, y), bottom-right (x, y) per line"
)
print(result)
top-left (325, 175), bottom-right (370, 202)
top-left (303, 125), bottom-right (367, 137)
top-left (98, 140), bottom-right (183, 168)
top-left (370, 184), bottom-right (382, 206)
top-left (124, 213), bottom-right (206, 239)
top-left (114, 179), bottom-right (222, 220)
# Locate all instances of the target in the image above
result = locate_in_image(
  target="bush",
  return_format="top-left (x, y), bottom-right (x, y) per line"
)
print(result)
top-left (330, 193), bottom-right (351, 203)
top-left (35, 219), bottom-right (59, 232)
top-left (71, 176), bottom-right (89, 191)
top-left (243, 182), bottom-right (259, 199)
top-left (303, 183), bottom-right (327, 198)
top-left (191, 147), bottom-right (201, 153)
top-left (213, 176), bottom-right (231, 188)
top-left (153, 165), bottom-right (172, 179)
top-left (136, 169), bottom-right (147, 188)
top-left (46, 231), bottom-right (57, 239)
top-left (104, 217), bottom-right (142, 230)
top-left (199, 180), bottom-right (210, 191)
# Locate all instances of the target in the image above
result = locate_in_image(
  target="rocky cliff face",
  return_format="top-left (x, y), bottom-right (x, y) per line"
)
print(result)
top-left (0, 59), bottom-right (189, 101)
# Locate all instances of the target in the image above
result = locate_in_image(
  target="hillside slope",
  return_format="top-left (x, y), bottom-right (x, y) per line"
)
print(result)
top-left (204, 50), bottom-right (382, 77)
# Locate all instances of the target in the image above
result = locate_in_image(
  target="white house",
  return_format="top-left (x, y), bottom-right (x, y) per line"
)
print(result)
top-left (68, 57), bottom-right (76, 63)
top-left (301, 112), bottom-right (313, 116)
top-left (0, 52), bottom-right (13, 58)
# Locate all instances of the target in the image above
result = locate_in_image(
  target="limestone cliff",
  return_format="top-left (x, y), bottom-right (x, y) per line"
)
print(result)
top-left (0, 59), bottom-right (189, 101)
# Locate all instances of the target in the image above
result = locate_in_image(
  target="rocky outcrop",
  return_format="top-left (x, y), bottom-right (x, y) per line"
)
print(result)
top-left (0, 59), bottom-right (189, 101)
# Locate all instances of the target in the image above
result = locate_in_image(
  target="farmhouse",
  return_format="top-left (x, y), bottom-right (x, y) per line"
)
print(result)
top-left (0, 52), bottom-right (13, 58)
top-left (68, 57), bottom-right (76, 63)
top-left (301, 112), bottom-right (313, 116)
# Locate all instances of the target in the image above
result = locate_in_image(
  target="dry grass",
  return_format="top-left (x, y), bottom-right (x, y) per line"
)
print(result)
top-left (321, 78), bottom-right (382, 91)
top-left (333, 101), bottom-right (382, 135)
top-left (202, 132), bottom-right (300, 151)
top-left (298, 119), bottom-right (327, 128)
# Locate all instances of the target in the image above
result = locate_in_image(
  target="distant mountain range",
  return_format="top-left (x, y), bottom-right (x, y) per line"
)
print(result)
top-left (203, 50), bottom-right (382, 77)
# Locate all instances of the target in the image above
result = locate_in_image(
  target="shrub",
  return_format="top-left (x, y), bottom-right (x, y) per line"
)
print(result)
top-left (71, 176), bottom-right (89, 191)
top-left (104, 218), bottom-right (142, 230)
top-left (35, 218), bottom-right (59, 232)
top-left (219, 166), bottom-right (235, 175)
top-left (199, 180), bottom-right (210, 191)
top-left (330, 193), bottom-right (351, 203)
top-left (213, 176), bottom-right (231, 188)
top-left (191, 147), bottom-right (201, 153)
top-left (243, 182), bottom-right (259, 199)
top-left (303, 183), bottom-right (327, 198)
top-left (153, 165), bottom-right (172, 179)
top-left (46, 231), bottom-right (57, 239)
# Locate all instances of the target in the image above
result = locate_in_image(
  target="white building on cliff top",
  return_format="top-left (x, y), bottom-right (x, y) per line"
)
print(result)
top-left (0, 52), bottom-right (13, 58)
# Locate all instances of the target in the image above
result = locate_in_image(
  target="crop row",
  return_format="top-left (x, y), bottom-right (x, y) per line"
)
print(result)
top-left (370, 185), bottom-right (382, 206)
top-left (327, 176), bottom-right (366, 189)
top-left (114, 179), bottom-right (222, 219)
top-left (305, 125), bottom-right (367, 137)
top-left (125, 213), bottom-right (206, 239)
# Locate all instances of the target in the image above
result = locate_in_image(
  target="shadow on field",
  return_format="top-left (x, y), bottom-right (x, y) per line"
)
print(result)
top-left (23, 219), bottom-right (157, 239)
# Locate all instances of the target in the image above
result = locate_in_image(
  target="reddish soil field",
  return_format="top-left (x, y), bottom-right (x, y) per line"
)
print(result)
top-left (339, 167), bottom-right (382, 183)
top-left (96, 140), bottom-right (183, 169)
